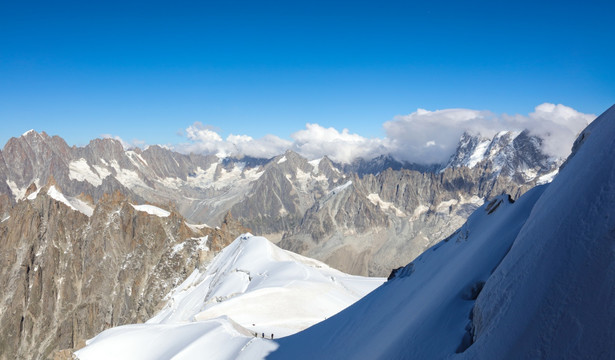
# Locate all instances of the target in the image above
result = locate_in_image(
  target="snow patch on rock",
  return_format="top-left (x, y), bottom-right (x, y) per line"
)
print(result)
top-left (47, 186), bottom-right (94, 217)
top-left (69, 158), bottom-right (104, 186)
top-left (131, 204), bottom-right (171, 218)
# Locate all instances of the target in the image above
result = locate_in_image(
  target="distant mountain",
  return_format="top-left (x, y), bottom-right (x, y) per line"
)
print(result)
top-left (443, 130), bottom-right (559, 183)
top-left (74, 234), bottom-right (384, 360)
top-left (266, 104), bottom-right (615, 359)
top-left (0, 127), bottom-right (564, 277)
top-left (340, 154), bottom-right (440, 176)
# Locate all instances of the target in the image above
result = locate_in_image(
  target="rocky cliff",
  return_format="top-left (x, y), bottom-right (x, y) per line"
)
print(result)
top-left (0, 184), bottom-right (246, 360)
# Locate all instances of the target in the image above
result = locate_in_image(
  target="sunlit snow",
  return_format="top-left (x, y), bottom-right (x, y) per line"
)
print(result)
top-left (76, 234), bottom-right (384, 360)
top-left (47, 186), bottom-right (94, 216)
top-left (131, 204), bottom-right (171, 217)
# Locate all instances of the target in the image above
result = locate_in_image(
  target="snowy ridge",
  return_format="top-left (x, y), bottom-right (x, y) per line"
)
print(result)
top-left (47, 186), bottom-right (94, 217)
top-left (76, 234), bottom-right (384, 360)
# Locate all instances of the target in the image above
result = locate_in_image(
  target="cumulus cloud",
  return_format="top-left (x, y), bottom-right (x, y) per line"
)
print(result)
top-left (228, 133), bottom-right (293, 159)
top-left (175, 103), bottom-right (595, 164)
top-left (290, 124), bottom-right (387, 163)
top-left (383, 108), bottom-right (499, 164)
top-left (383, 103), bottom-right (594, 163)
top-left (524, 103), bottom-right (595, 158)
top-left (176, 122), bottom-right (291, 159)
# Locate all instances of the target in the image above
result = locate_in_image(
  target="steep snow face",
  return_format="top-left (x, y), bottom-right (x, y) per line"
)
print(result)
top-left (76, 234), bottom-right (384, 360)
top-left (268, 187), bottom-right (546, 359)
top-left (458, 104), bottom-right (615, 360)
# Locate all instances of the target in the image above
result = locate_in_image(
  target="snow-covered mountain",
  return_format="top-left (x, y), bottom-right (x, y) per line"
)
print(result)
top-left (264, 104), bottom-right (615, 359)
top-left (74, 234), bottom-right (384, 360)
top-left (444, 130), bottom-right (559, 183)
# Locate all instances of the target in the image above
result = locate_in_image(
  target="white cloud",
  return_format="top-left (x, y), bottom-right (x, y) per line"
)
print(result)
top-left (383, 108), bottom-right (499, 164)
top-left (525, 103), bottom-right (595, 158)
top-left (290, 123), bottom-right (387, 163)
top-left (383, 103), bottom-right (595, 163)
top-left (175, 123), bottom-right (291, 159)
top-left (174, 103), bottom-right (595, 164)
top-left (228, 133), bottom-right (292, 159)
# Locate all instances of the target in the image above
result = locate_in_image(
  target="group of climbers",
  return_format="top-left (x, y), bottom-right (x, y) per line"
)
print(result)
top-left (254, 332), bottom-right (274, 339)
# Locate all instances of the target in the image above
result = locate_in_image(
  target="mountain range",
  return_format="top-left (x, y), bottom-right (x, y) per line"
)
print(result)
top-left (1, 127), bottom-right (559, 277)
top-left (0, 121), bottom-right (576, 359)
top-left (72, 104), bottom-right (615, 359)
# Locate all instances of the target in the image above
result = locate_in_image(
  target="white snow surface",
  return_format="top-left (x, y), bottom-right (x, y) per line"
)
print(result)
top-left (458, 104), bottom-right (615, 359)
top-left (184, 222), bottom-right (211, 232)
top-left (76, 234), bottom-right (384, 360)
top-left (161, 162), bottom-right (263, 192)
top-left (466, 138), bottom-right (492, 168)
top-left (269, 187), bottom-right (546, 359)
top-left (536, 168), bottom-right (558, 185)
top-left (26, 187), bottom-right (41, 200)
top-left (69, 158), bottom-right (105, 186)
top-left (6, 179), bottom-right (27, 201)
top-left (367, 193), bottom-right (405, 216)
top-left (130, 204), bottom-right (171, 217)
top-left (268, 105), bottom-right (615, 359)
top-left (47, 186), bottom-right (94, 217)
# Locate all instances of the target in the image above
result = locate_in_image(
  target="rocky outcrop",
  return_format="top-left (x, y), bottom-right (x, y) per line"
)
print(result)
top-left (0, 188), bottom-right (247, 360)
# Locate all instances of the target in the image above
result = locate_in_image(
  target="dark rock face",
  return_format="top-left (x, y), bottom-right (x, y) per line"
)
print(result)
top-left (0, 188), bottom-right (247, 360)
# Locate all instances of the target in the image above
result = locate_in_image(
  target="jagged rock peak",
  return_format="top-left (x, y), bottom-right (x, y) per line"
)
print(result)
top-left (443, 129), bottom-right (558, 183)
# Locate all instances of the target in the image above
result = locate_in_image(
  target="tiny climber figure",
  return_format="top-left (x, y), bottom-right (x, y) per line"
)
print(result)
top-left (271, 334), bottom-right (274, 339)
top-left (262, 332), bottom-right (265, 338)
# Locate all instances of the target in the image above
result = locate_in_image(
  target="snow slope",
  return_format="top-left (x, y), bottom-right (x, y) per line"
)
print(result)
top-left (457, 104), bottom-right (615, 359)
top-left (268, 104), bottom-right (615, 359)
top-left (269, 187), bottom-right (546, 359)
top-left (76, 234), bottom-right (384, 360)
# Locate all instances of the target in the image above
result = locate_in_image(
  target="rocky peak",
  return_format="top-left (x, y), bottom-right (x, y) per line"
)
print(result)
top-left (0, 186), bottom-right (242, 359)
top-left (444, 129), bottom-right (559, 183)
top-left (445, 131), bottom-right (492, 169)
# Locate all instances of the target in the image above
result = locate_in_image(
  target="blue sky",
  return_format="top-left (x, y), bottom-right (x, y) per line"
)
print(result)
top-left (1, 0), bottom-right (613, 153)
